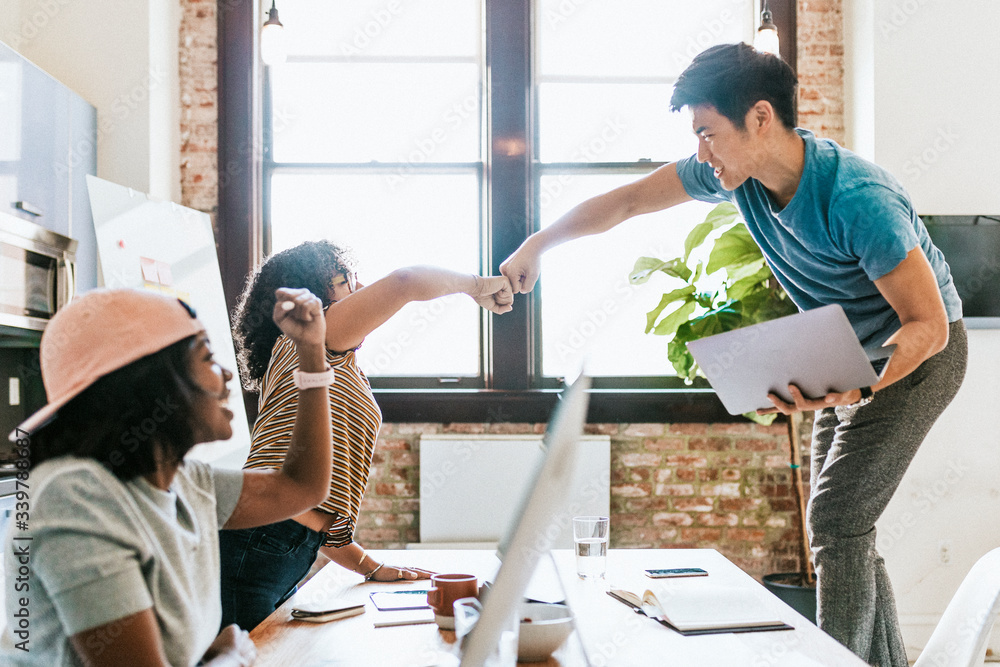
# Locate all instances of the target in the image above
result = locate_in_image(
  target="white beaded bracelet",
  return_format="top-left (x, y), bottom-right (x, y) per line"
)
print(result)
top-left (292, 366), bottom-right (335, 390)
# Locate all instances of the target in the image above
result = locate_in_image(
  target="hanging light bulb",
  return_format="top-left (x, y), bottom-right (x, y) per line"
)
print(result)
top-left (754, 2), bottom-right (780, 56)
top-left (261, 1), bottom-right (287, 66)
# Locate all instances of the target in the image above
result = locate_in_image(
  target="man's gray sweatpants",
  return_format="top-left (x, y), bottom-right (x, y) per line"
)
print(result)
top-left (808, 319), bottom-right (968, 667)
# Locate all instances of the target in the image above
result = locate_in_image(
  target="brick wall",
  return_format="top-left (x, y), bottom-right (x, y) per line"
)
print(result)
top-left (797, 0), bottom-right (845, 143)
top-left (178, 0), bottom-right (842, 581)
top-left (362, 419), bottom-right (812, 580)
top-left (179, 0), bottom-right (218, 214)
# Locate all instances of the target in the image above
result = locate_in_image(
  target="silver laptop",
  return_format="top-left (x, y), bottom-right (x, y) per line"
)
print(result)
top-left (460, 375), bottom-right (590, 667)
top-left (686, 304), bottom-right (895, 415)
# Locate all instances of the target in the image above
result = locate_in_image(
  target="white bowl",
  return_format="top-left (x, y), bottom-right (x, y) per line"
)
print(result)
top-left (517, 602), bottom-right (574, 662)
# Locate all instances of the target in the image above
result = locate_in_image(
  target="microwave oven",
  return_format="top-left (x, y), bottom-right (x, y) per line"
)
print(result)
top-left (0, 211), bottom-right (77, 334)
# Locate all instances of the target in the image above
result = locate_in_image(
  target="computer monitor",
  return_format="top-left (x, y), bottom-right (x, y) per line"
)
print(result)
top-left (460, 374), bottom-right (590, 667)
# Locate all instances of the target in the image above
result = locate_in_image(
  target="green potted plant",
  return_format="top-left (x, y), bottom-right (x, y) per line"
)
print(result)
top-left (630, 202), bottom-right (816, 621)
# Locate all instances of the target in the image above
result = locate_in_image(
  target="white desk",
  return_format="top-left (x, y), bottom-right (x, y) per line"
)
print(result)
top-left (249, 549), bottom-right (867, 666)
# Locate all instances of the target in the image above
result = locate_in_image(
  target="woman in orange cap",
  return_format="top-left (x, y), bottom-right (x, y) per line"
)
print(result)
top-left (1, 286), bottom-right (331, 667)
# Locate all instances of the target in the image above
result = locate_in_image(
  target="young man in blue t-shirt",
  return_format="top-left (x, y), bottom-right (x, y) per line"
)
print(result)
top-left (501, 42), bottom-right (966, 666)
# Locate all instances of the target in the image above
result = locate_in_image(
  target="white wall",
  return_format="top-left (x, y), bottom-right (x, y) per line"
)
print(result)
top-left (846, 0), bottom-right (1000, 214)
top-left (0, 0), bottom-right (181, 202)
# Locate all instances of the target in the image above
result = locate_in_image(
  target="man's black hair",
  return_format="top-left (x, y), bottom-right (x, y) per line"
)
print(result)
top-left (670, 42), bottom-right (798, 130)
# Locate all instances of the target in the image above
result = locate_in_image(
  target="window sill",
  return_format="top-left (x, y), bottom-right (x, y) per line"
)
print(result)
top-left (373, 388), bottom-right (742, 424)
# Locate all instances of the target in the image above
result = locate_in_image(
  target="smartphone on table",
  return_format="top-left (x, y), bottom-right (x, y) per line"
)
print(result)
top-left (644, 568), bottom-right (708, 578)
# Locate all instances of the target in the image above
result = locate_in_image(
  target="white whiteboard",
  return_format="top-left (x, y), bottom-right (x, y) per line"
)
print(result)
top-left (86, 175), bottom-right (250, 469)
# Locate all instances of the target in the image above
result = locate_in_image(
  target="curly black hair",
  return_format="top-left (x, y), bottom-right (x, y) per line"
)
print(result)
top-left (232, 240), bottom-right (358, 391)
top-left (28, 337), bottom-right (202, 481)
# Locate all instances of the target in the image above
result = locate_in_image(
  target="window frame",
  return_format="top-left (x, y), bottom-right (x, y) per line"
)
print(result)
top-left (216, 0), bottom-right (797, 423)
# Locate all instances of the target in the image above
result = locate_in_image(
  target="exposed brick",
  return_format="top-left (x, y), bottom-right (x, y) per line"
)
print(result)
top-left (611, 484), bottom-right (651, 498)
top-left (689, 437), bottom-right (731, 452)
top-left (652, 512), bottom-right (694, 527)
top-left (643, 437), bottom-right (687, 451)
top-left (626, 468), bottom-right (651, 482)
top-left (397, 499), bottom-right (420, 512)
top-left (585, 423), bottom-right (619, 435)
top-left (668, 423), bottom-right (708, 435)
top-left (374, 483), bottom-right (417, 497)
top-left (735, 439), bottom-right (780, 452)
top-left (624, 497), bottom-right (669, 511)
top-left (727, 528), bottom-right (767, 542)
top-left (396, 423), bottom-right (439, 435)
top-left (360, 498), bottom-right (393, 512)
top-left (697, 469), bottom-right (719, 482)
top-left (676, 469), bottom-right (697, 482)
top-left (681, 528), bottom-right (723, 542)
top-left (720, 498), bottom-right (763, 511)
top-left (708, 423), bottom-right (754, 435)
top-left (620, 453), bottom-right (662, 467)
top-left (392, 451), bottom-right (418, 466)
top-left (378, 439), bottom-right (412, 451)
top-left (654, 469), bottom-right (673, 483)
top-left (721, 469), bottom-right (741, 481)
top-left (614, 513), bottom-right (651, 527)
top-left (371, 513), bottom-right (415, 527)
top-left (623, 423), bottom-right (665, 437)
top-left (655, 483), bottom-right (695, 496)
top-left (442, 422), bottom-right (487, 434)
top-left (673, 497), bottom-right (714, 512)
top-left (487, 422), bottom-right (535, 434)
top-left (664, 454), bottom-right (708, 467)
top-left (698, 513), bottom-right (739, 527)
top-left (701, 483), bottom-right (742, 497)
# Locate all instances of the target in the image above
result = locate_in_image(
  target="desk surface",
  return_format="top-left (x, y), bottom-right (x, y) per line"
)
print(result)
top-left (249, 549), bottom-right (866, 667)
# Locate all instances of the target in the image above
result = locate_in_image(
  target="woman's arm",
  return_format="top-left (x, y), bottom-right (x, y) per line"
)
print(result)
top-left (319, 543), bottom-right (435, 581)
top-left (223, 288), bottom-right (333, 530)
top-left (70, 611), bottom-right (255, 667)
top-left (325, 268), bottom-right (513, 353)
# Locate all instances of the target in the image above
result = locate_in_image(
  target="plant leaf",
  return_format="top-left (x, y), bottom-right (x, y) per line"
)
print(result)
top-left (702, 202), bottom-right (740, 229)
top-left (683, 203), bottom-right (740, 262)
top-left (652, 300), bottom-right (697, 337)
top-left (644, 286), bottom-right (696, 333)
top-left (629, 257), bottom-right (692, 284)
top-left (726, 257), bottom-right (766, 283)
top-left (743, 411), bottom-right (777, 425)
top-left (706, 224), bottom-right (762, 275)
top-left (727, 264), bottom-right (772, 301)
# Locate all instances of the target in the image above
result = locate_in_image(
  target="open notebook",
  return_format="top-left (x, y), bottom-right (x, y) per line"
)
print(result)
top-left (608, 583), bottom-right (792, 636)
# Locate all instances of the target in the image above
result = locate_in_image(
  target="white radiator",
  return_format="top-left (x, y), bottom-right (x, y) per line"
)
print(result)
top-left (415, 434), bottom-right (611, 550)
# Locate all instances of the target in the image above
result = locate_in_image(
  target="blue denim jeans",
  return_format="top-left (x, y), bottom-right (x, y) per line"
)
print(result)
top-left (219, 519), bottom-right (325, 631)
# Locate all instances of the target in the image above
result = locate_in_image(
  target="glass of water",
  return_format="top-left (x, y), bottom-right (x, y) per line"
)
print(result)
top-left (573, 515), bottom-right (609, 580)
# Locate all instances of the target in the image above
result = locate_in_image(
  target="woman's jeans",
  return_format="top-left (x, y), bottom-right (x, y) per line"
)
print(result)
top-left (219, 519), bottom-right (325, 631)
top-left (808, 320), bottom-right (968, 667)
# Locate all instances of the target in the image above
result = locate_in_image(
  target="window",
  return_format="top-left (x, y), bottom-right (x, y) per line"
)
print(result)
top-left (225, 0), bottom-right (795, 420)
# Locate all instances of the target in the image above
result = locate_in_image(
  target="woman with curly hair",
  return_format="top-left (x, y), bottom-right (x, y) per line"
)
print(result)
top-left (219, 240), bottom-right (513, 630)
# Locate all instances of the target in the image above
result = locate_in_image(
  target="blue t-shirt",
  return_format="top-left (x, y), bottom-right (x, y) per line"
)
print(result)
top-left (676, 129), bottom-right (962, 352)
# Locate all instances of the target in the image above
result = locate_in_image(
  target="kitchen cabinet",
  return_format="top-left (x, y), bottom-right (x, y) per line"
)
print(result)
top-left (0, 40), bottom-right (97, 291)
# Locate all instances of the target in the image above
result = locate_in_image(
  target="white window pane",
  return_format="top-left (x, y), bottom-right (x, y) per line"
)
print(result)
top-left (277, 0), bottom-right (480, 58)
top-left (539, 173), bottom-right (718, 378)
top-left (270, 173), bottom-right (481, 376)
top-left (537, 0), bottom-right (754, 78)
top-left (537, 83), bottom-right (698, 163)
top-left (271, 63), bottom-right (481, 164)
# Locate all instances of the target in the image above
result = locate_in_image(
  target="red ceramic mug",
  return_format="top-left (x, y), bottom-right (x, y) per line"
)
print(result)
top-left (426, 573), bottom-right (478, 629)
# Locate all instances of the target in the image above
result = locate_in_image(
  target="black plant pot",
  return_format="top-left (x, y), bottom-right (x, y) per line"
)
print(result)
top-left (762, 572), bottom-right (817, 624)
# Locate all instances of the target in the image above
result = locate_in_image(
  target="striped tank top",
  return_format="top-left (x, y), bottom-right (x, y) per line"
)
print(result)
top-left (243, 335), bottom-right (382, 547)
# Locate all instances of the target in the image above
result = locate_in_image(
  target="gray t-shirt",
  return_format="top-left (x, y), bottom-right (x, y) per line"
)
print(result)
top-left (1, 457), bottom-right (243, 666)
